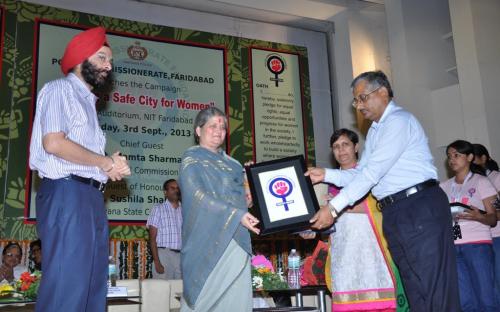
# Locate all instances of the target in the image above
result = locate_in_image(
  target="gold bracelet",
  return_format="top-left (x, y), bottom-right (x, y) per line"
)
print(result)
top-left (104, 156), bottom-right (115, 172)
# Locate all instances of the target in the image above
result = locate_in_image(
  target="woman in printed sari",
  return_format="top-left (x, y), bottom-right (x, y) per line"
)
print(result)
top-left (302, 128), bottom-right (408, 311)
top-left (179, 107), bottom-right (260, 312)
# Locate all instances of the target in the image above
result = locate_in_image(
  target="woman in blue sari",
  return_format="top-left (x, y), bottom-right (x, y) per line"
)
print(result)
top-left (179, 107), bottom-right (260, 312)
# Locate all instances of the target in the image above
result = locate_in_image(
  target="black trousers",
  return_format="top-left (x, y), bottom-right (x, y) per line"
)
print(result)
top-left (382, 185), bottom-right (461, 312)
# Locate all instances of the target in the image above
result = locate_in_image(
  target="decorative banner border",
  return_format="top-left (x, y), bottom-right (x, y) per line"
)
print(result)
top-left (25, 19), bottom-right (228, 224)
top-left (248, 47), bottom-right (307, 163)
top-left (0, 6), bottom-right (4, 85)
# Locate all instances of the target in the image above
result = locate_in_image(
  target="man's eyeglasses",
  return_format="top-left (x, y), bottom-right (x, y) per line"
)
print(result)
top-left (351, 86), bottom-right (381, 108)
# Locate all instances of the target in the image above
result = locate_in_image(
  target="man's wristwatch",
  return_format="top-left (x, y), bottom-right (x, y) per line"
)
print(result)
top-left (327, 202), bottom-right (338, 218)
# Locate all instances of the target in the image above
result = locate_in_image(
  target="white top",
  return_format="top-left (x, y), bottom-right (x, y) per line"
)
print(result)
top-left (326, 101), bottom-right (437, 212)
top-left (14, 265), bottom-right (28, 280)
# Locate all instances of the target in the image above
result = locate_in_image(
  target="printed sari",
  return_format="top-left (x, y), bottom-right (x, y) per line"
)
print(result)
top-left (327, 186), bottom-right (408, 311)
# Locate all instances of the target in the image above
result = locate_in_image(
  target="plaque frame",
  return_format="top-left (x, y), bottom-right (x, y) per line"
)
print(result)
top-left (246, 155), bottom-right (319, 235)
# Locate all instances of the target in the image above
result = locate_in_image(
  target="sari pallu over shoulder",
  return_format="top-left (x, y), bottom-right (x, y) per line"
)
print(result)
top-left (364, 195), bottom-right (409, 312)
top-left (179, 146), bottom-right (252, 308)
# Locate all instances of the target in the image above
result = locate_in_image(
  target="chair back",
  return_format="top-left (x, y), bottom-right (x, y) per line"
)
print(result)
top-left (141, 278), bottom-right (171, 312)
top-left (168, 279), bottom-right (183, 310)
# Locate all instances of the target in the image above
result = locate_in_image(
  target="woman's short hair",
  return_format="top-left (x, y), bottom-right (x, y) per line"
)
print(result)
top-left (330, 128), bottom-right (359, 147)
top-left (193, 107), bottom-right (227, 143)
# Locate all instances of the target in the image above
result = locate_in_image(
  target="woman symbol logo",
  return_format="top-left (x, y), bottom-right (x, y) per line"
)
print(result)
top-left (269, 177), bottom-right (293, 211)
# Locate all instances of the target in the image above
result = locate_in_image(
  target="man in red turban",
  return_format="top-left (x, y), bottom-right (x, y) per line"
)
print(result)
top-left (29, 26), bottom-right (131, 312)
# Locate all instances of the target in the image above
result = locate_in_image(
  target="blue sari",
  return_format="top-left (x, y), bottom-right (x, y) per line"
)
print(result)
top-left (179, 146), bottom-right (252, 309)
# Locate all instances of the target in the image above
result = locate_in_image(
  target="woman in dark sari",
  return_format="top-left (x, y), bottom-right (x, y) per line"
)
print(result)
top-left (179, 107), bottom-right (260, 312)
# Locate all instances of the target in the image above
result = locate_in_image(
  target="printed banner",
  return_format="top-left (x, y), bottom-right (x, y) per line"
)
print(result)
top-left (28, 22), bottom-right (226, 223)
top-left (250, 48), bottom-right (305, 162)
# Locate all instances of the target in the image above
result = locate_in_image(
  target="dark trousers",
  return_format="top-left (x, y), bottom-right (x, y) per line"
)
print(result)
top-left (35, 178), bottom-right (109, 312)
top-left (382, 185), bottom-right (460, 312)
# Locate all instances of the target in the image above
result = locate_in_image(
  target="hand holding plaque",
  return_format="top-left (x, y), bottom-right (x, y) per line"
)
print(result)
top-left (310, 204), bottom-right (336, 230)
top-left (245, 155), bottom-right (320, 235)
top-left (304, 167), bottom-right (326, 184)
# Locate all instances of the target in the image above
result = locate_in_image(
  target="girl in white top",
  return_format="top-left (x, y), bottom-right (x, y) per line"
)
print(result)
top-left (440, 140), bottom-right (498, 312)
top-left (472, 143), bottom-right (500, 305)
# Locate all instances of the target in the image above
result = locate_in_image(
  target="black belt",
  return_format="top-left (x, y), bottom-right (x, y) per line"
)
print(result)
top-left (378, 179), bottom-right (438, 210)
top-left (66, 174), bottom-right (106, 192)
top-left (158, 247), bottom-right (180, 253)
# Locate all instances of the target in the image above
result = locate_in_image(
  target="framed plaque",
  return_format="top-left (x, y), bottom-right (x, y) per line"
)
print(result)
top-left (246, 155), bottom-right (320, 235)
top-left (450, 202), bottom-right (485, 218)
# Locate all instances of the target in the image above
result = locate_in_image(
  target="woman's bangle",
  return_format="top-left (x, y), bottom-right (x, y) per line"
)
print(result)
top-left (104, 156), bottom-right (115, 172)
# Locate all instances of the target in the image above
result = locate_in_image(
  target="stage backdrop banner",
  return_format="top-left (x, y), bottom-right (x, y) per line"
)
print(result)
top-left (250, 48), bottom-right (305, 162)
top-left (28, 21), bottom-right (226, 223)
top-left (0, 0), bottom-right (313, 238)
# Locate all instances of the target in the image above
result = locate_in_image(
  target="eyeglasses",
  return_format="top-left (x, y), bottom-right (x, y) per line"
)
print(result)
top-left (351, 86), bottom-right (381, 108)
top-left (5, 252), bottom-right (21, 260)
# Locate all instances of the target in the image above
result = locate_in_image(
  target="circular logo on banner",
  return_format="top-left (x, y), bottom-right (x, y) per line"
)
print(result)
top-left (265, 54), bottom-right (286, 87)
top-left (266, 55), bottom-right (285, 75)
top-left (269, 177), bottom-right (294, 211)
top-left (127, 41), bottom-right (148, 61)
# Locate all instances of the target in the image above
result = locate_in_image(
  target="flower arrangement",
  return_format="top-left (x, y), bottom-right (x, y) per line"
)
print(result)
top-left (0, 283), bottom-right (15, 298)
top-left (0, 271), bottom-right (41, 301)
top-left (15, 271), bottom-right (41, 300)
top-left (251, 255), bottom-right (288, 291)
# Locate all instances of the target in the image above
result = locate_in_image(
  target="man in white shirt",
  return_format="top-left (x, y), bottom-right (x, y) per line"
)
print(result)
top-left (147, 179), bottom-right (182, 279)
top-left (307, 71), bottom-right (460, 312)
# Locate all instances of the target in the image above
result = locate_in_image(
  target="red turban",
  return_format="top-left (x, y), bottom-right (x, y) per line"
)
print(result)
top-left (60, 27), bottom-right (109, 76)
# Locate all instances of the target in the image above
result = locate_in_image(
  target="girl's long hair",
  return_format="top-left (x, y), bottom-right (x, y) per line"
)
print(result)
top-left (447, 140), bottom-right (485, 176)
top-left (472, 143), bottom-right (499, 172)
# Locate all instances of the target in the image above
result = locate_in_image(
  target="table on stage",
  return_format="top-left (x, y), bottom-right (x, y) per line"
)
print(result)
top-left (253, 285), bottom-right (329, 312)
top-left (0, 295), bottom-right (141, 311)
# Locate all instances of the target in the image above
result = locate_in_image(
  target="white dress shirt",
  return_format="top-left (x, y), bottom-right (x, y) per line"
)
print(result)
top-left (326, 101), bottom-right (437, 213)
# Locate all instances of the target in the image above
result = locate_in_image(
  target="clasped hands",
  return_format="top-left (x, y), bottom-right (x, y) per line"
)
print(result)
top-left (305, 167), bottom-right (337, 230)
top-left (103, 151), bottom-right (131, 181)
